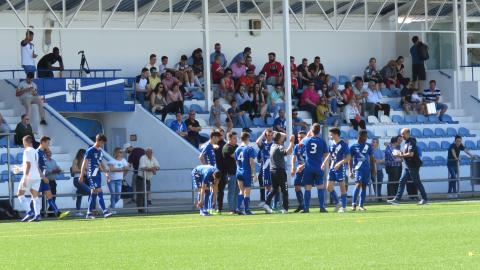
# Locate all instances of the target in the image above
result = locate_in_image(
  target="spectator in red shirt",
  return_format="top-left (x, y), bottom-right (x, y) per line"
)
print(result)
top-left (261, 52), bottom-right (283, 86)
top-left (290, 56), bottom-right (297, 73)
top-left (211, 55), bottom-right (224, 84)
top-left (300, 82), bottom-right (320, 123)
top-left (220, 68), bottom-right (235, 103)
top-left (342, 82), bottom-right (355, 104)
top-left (236, 69), bottom-right (256, 91)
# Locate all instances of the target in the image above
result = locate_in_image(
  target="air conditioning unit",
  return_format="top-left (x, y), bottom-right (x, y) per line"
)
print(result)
top-left (249, 19), bottom-right (261, 36)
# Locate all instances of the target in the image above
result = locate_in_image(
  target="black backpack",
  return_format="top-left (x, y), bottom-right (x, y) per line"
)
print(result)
top-left (417, 42), bottom-right (429, 61)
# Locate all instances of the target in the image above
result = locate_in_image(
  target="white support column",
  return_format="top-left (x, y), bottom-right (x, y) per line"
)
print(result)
top-left (202, 0), bottom-right (213, 111)
top-left (454, 0), bottom-right (461, 109)
top-left (461, 0), bottom-right (468, 66)
top-left (25, 0), bottom-right (29, 27)
top-left (282, 0), bottom-right (293, 143)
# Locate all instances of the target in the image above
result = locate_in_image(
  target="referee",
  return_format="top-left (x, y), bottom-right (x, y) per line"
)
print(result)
top-left (264, 133), bottom-right (295, 214)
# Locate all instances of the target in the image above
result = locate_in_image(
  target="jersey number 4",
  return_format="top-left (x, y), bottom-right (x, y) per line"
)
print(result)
top-left (237, 152), bottom-right (244, 162)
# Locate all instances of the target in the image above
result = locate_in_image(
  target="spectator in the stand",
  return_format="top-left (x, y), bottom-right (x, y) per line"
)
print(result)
top-left (385, 136), bottom-right (402, 199)
top-left (257, 71), bottom-right (267, 90)
top-left (135, 68), bottom-right (150, 106)
top-left (170, 112), bottom-right (188, 139)
top-left (138, 148), bottom-right (160, 211)
top-left (226, 99), bottom-right (251, 129)
top-left (245, 55), bottom-right (256, 74)
top-left (290, 56), bottom-right (297, 73)
top-left (72, 149), bottom-right (90, 215)
top-left (371, 138), bottom-right (385, 201)
top-left (273, 109), bottom-right (286, 133)
top-left (236, 85), bottom-right (254, 118)
top-left (410, 36), bottom-right (427, 90)
top-left (148, 67), bottom-right (161, 93)
top-left (125, 144), bottom-right (146, 203)
top-left (14, 114), bottom-right (39, 148)
top-left (345, 98), bottom-right (366, 130)
top-left (328, 83), bottom-right (344, 114)
top-left (268, 84), bottom-right (285, 116)
top-left (16, 72), bottom-right (47, 125)
top-left (107, 147), bottom-right (129, 210)
top-left (145, 54), bottom-right (157, 70)
top-left (185, 110), bottom-right (203, 148)
top-left (252, 83), bottom-right (267, 119)
top-left (366, 81), bottom-right (390, 117)
top-left (236, 69), bottom-right (256, 91)
top-left (150, 83), bottom-right (168, 120)
top-left (209, 97), bottom-right (229, 130)
top-left (188, 48), bottom-right (204, 87)
top-left (300, 82), bottom-right (320, 123)
top-left (381, 60), bottom-right (398, 90)
top-left (20, 30), bottom-right (37, 74)
top-left (211, 55), bottom-right (225, 85)
top-left (261, 52), bottom-right (283, 85)
top-left (401, 80), bottom-right (423, 115)
top-left (316, 97), bottom-right (330, 123)
top-left (231, 47), bottom-right (252, 65)
top-left (222, 131), bottom-right (239, 214)
top-left (352, 77), bottom-right (368, 115)
top-left (396, 56), bottom-right (409, 87)
top-left (231, 58), bottom-right (247, 80)
top-left (308, 56), bottom-right (325, 77)
top-left (210, 43), bottom-right (228, 68)
top-left (447, 136), bottom-right (475, 198)
top-left (162, 70), bottom-right (180, 92)
top-left (174, 55), bottom-right (195, 88)
top-left (166, 82), bottom-right (184, 115)
top-left (0, 113), bottom-right (10, 137)
top-left (292, 109), bottom-right (308, 137)
top-left (364, 57), bottom-right (382, 83)
top-left (423, 80), bottom-right (448, 121)
top-left (342, 82), bottom-right (355, 105)
top-left (158, 56), bottom-right (172, 76)
top-left (297, 58), bottom-right (311, 89)
top-left (44, 149), bottom-right (62, 206)
top-left (220, 68), bottom-right (235, 103)
top-left (37, 47), bottom-right (64, 78)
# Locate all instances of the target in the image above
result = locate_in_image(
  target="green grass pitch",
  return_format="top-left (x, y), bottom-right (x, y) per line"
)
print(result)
top-left (0, 201), bottom-right (479, 270)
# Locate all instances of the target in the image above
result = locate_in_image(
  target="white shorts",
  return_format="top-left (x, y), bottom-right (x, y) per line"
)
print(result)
top-left (21, 177), bottom-right (41, 192)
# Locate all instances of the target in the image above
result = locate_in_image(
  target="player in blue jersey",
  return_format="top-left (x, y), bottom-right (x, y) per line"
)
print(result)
top-left (234, 132), bottom-right (257, 215)
top-left (199, 130), bottom-right (222, 213)
top-left (321, 127), bottom-right (351, 213)
top-left (192, 165), bottom-right (222, 216)
top-left (79, 134), bottom-right (113, 219)
top-left (36, 136), bottom-right (70, 219)
top-left (349, 130), bottom-right (376, 211)
top-left (300, 124), bottom-right (329, 213)
top-left (291, 131), bottom-right (307, 212)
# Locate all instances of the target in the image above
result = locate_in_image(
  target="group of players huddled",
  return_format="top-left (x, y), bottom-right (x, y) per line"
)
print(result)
top-left (192, 123), bottom-right (379, 215)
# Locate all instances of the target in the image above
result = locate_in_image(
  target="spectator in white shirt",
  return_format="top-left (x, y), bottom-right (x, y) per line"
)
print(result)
top-left (20, 30), bottom-right (37, 74)
top-left (135, 68), bottom-right (151, 107)
top-left (145, 54), bottom-right (157, 70)
top-left (138, 148), bottom-right (160, 211)
top-left (366, 81), bottom-right (391, 117)
top-left (108, 147), bottom-right (129, 209)
top-left (16, 72), bottom-right (47, 125)
top-left (345, 98), bottom-right (366, 130)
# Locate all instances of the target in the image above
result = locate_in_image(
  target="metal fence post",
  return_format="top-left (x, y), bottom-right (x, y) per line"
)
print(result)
top-left (6, 134), bottom-right (13, 207)
top-left (191, 176), bottom-right (195, 211)
top-left (456, 159), bottom-right (460, 197)
top-left (143, 170), bottom-right (148, 214)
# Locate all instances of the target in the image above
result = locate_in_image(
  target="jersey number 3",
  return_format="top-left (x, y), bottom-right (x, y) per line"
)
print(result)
top-left (309, 143), bottom-right (317, 154)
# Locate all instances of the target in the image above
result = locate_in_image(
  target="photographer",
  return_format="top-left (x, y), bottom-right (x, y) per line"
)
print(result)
top-left (37, 47), bottom-right (64, 78)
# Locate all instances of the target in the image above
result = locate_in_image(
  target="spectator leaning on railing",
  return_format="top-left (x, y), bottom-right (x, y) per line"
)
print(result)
top-left (37, 47), bottom-right (64, 78)
top-left (446, 135), bottom-right (475, 198)
top-left (16, 72), bottom-right (47, 125)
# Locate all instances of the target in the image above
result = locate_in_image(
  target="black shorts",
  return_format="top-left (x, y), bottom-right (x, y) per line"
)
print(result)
top-left (412, 63), bottom-right (426, 81)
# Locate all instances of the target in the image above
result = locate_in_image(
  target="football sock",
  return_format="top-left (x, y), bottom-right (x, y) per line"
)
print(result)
top-left (304, 190), bottom-right (311, 211)
top-left (352, 187), bottom-right (360, 206)
top-left (295, 190), bottom-right (304, 208)
top-left (204, 190), bottom-right (211, 210)
top-left (360, 188), bottom-right (367, 207)
top-left (341, 194), bottom-right (347, 208)
top-left (88, 194), bottom-right (97, 214)
top-left (331, 190), bottom-right (339, 204)
top-left (97, 192), bottom-right (107, 212)
top-left (18, 195), bottom-right (31, 213)
top-left (317, 189), bottom-right (325, 209)
top-left (47, 199), bottom-right (59, 214)
top-left (237, 194), bottom-right (244, 211)
top-left (208, 191), bottom-right (214, 210)
top-left (33, 197), bottom-right (41, 217)
top-left (244, 197), bottom-right (250, 211)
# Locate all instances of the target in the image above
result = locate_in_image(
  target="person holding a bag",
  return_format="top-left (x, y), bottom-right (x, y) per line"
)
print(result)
top-left (344, 98), bottom-right (366, 131)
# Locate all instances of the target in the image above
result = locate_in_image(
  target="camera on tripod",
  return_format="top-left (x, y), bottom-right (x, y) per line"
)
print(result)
top-left (78, 50), bottom-right (90, 77)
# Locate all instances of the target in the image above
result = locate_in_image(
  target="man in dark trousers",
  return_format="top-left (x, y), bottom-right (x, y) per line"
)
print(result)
top-left (124, 143), bottom-right (145, 204)
top-left (213, 129), bottom-right (228, 213)
top-left (263, 133), bottom-right (295, 214)
top-left (387, 128), bottom-right (428, 205)
top-left (222, 131), bottom-right (239, 214)
top-left (37, 47), bottom-right (64, 78)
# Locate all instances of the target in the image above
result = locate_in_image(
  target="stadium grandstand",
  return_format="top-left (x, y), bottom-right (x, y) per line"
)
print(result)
top-left (0, 0), bottom-right (479, 269)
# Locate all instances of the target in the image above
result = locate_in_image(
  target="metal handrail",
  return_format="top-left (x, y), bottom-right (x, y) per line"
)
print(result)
top-left (0, 69), bottom-right (122, 78)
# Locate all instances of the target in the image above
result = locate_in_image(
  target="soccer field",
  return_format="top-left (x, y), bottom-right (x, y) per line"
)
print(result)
top-left (1, 201), bottom-right (479, 270)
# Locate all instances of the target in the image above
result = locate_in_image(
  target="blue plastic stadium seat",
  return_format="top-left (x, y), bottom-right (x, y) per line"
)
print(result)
top-left (256, 131), bottom-right (263, 141)
top-left (422, 156), bottom-right (434, 167)
top-left (338, 75), bottom-right (349, 85)
top-left (0, 137), bottom-right (8, 148)
top-left (416, 115), bottom-right (427, 124)
top-left (434, 156), bottom-right (447, 166)
top-left (0, 170), bottom-right (8, 182)
top-left (392, 115), bottom-right (404, 124)
top-left (428, 115), bottom-right (440, 123)
top-left (249, 133), bottom-right (257, 142)
top-left (477, 140), bottom-right (480, 149)
top-left (340, 130), bottom-right (347, 139)
top-left (266, 117), bottom-right (275, 126)
top-left (460, 155), bottom-right (471, 165)
top-left (458, 127), bottom-right (475, 137)
top-left (348, 129), bottom-right (358, 139)
top-left (435, 128), bottom-right (446, 137)
top-left (422, 128), bottom-right (434, 138)
top-left (367, 130), bottom-right (375, 139)
top-left (13, 173), bottom-right (22, 182)
top-left (465, 140), bottom-right (476, 150)
top-left (446, 127), bottom-right (457, 137)
top-left (15, 153), bottom-right (23, 164)
top-left (442, 114), bottom-right (458, 124)
top-left (191, 91), bottom-right (205, 100)
top-left (411, 128), bottom-right (422, 138)
top-left (417, 142), bottom-right (428, 152)
top-left (329, 76), bottom-right (338, 84)
top-left (183, 105), bottom-right (189, 114)
top-left (165, 118), bottom-right (174, 127)
top-left (0, 153), bottom-right (15, 165)
top-left (404, 115), bottom-right (417, 124)
top-left (253, 117), bottom-right (265, 127)
top-left (189, 104), bottom-right (205, 114)
top-left (428, 141), bottom-right (441, 151)
top-left (441, 141), bottom-right (450, 150)
top-left (388, 101), bottom-right (401, 110)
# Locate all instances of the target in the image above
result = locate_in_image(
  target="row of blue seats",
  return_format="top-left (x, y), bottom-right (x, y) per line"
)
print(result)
top-left (409, 127), bottom-right (475, 139)
top-left (391, 114), bottom-right (458, 125)
top-left (0, 137), bottom-right (21, 148)
top-left (418, 140), bottom-right (480, 152)
top-left (422, 155), bottom-right (473, 167)
top-left (0, 153), bottom-right (23, 165)
top-left (0, 171), bottom-right (71, 182)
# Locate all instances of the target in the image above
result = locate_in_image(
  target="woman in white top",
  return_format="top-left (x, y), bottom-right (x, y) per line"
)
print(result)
top-left (344, 98), bottom-right (366, 131)
top-left (107, 147), bottom-right (129, 209)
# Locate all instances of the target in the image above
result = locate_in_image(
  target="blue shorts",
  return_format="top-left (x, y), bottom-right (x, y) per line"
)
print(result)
top-left (88, 177), bottom-right (101, 189)
top-left (302, 169), bottom-right (324, 186)
top-left (435, 103), bottom-right (448, 111)
top-left (354, 170), bottom-right (371, 184)
top-left (328, 169), bottom-right (345, 182)
top-left (293, 171), bottom-right (304, 186)
top-left (192, 173), bottom-right (210, 189)
top-left (38, 181), bottom-right (50, 192)
top-left (236, 172), bottom-right (252, 188)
